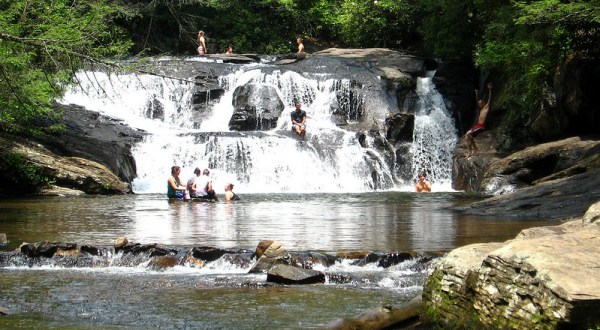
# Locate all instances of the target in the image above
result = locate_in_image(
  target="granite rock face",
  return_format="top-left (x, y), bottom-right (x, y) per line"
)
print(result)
top-left (423, 202), bottom-right (600, 329)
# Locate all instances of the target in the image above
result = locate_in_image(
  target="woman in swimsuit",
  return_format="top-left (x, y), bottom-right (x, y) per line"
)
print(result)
top-left (167, 166), bottom-right (187, 199)
top-left (197, 31), bottom-right (207, 55)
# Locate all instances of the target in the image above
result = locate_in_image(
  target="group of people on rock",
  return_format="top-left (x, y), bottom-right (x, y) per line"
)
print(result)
top-left (196, 31), bottom-right (305, 58)
top-left (167, 166), bottom-right (239, 202)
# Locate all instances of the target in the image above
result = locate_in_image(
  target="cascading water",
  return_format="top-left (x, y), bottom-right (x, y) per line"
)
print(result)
top-left (60, 60), bottom-right (457, 194)
top-left (410, 73), bottom-right (458, 190)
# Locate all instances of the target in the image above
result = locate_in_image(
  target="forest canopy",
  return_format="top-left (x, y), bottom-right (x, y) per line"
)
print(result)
top-left (0, 0), bottom-right (598, 137)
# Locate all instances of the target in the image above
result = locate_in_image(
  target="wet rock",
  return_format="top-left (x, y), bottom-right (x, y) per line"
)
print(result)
top-left (229, 84), bottom-right (284, 131)
top-left (290, 252), bottom-right (335, 269)
top-left (0, 306), bottom-right (10, 315)
top-left (191, 246), bottom-right (230, 262)
top-left (377, 252), bottom-right (416, 268)
top-left (385, 113), bottom-right (414, 144)
top-left (266, 264), bottom-right (325, 285)
top-left (249, 240), bottom-right (291, 273)
top-left (327, 273), bottom-right (356, 284)
top-left (221, 252), bottom-right (254, 269)
top-left (20, 242), bottom-right (78, 258)
top-left (335, 251), bottom-right (371, 260)
top-left (0, 233), bottom-right (6, 245)
top-left (147, 255), bottom-right (178, 270)
top-left (181, 255), bottom-right (205, 268)
top-left (80, 245), bottom-right (106, 256)
top-left (354, 252), bottom-right (380, 266)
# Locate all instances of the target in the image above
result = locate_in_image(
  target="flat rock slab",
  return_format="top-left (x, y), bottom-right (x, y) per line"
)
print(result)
top-left (424, 215), bottom-right (600, 329)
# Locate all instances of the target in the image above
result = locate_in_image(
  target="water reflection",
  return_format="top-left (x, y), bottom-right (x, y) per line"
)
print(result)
top-left (0, 192), bottom-right (558, 252)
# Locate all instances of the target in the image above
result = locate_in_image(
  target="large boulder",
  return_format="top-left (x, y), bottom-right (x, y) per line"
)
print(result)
top-left (479, 136), bottom-right (600, 195)
top-left (423, 210), bottom-right (600, 329)
top-left (40, 104), bottom-right (144, 185)
top-left (453, 136), bottom-right (600, 194)
top-left (454, 170), bottom-right (600, 220)
top-left (229, 83), bottom-right (284, 131)
top-left (9, 140), bottom-right (130, 195)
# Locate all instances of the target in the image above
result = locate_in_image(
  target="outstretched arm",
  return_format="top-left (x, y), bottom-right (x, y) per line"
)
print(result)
top-left (487, 82), bottom-right (493, 105)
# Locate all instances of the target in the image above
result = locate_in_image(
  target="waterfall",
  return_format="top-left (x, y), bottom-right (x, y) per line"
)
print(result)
top-left (410, 74), bottom-right (458, 190)
top-left (60, 62), bottom-right (457, 194)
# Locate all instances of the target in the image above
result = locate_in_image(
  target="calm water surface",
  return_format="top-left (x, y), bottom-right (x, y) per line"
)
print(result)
top-left (0, 192), bottom-right (559, 329)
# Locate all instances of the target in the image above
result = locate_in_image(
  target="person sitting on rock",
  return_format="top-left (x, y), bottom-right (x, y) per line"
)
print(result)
top-left (465, 82), bottom-right (493, 157)
top-left (291, 100), bottom-right (307, 137)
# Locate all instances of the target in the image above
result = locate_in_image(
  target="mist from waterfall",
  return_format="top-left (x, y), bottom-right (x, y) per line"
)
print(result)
top-left (60, 63), bottom-right (457, 194)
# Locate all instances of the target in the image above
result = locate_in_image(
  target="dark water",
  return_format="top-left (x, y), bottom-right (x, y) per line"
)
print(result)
top-left (0, 192), bottom-right (559, 329)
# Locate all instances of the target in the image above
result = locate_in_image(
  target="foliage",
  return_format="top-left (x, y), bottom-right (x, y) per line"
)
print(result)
top-left (0, 149), bottom-right (54, 193)
top-left (0, 0), bottom-right (133, 137)
top-left (474, 0), bottom-right (599, 123)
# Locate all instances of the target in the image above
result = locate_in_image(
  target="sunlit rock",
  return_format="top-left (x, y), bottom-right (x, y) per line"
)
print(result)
top-left (114, 237), bottom-right (129, 251)
top-left (583, 200), bottom-right (600, 225)
top-left (423, 203), bottom-right (600, 329)
top-left (249, 240), bottom-right (291, 273)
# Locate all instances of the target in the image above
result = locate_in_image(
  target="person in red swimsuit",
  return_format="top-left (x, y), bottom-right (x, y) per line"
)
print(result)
top-left (465, 82), bottom-right (493, 157)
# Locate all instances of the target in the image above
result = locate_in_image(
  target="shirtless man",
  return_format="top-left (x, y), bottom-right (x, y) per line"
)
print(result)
top-left (415, 173), bottom-right (432, 193)
top-left (465, 82), bottom-right (493, 157)
top-left (291, 101), bottom-right (306, 137)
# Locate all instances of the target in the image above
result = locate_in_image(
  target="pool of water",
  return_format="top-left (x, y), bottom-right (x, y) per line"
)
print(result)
top-left (0, 192), bottom-right (559, 329)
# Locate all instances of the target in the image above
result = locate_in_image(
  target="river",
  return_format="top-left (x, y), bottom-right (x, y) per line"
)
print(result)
top-left (0, 193), bottom-right (557, 329)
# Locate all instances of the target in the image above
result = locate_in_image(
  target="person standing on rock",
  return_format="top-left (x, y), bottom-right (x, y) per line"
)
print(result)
top-left (197, 31), bottom-right (207, 55)
top-left (465, 82), bottom-right (493, 157)
top-left (167, 166), bottom-right (187, 199)
top-left (415, 172), bottom-right (432, 192)
top-left (291, 100), bottom-right (307, 137)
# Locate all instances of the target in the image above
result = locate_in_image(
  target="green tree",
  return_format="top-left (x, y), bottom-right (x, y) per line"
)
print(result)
top-left (0, 0), bottom-right (133, 137)
top-left (474, 0), bottom-right (600, 122)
